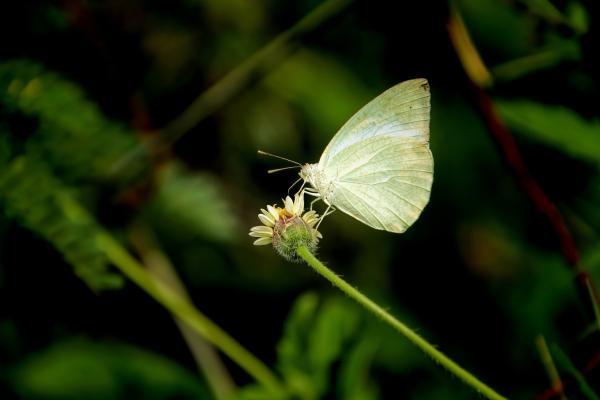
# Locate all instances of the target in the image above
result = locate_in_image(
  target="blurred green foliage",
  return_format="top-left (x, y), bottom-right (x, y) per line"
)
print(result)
top-left (10, 339), bottom-right (210, 399)
top-left (145, 163), bottom-right (238, 244)
top-left (496, 100), bottom-right (600, 164)
top-left (1, 0), bottom-right (600, 399)
top-left (0, 61), bottom-right (148, 185)
top-left (0, 155), bottom-right (123, 290)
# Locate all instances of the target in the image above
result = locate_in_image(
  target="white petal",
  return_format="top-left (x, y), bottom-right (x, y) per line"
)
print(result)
top-left (253, 237), bottom-right (272, 246)
top-left (249, 231), bottom-right (272, 238)
top-left (295, 194), bottom-right (304, 214)
top-left (258, 213), bottom-right (275, 227)
top-left (303, 210), bottom-right (317, 218)
top-left (267, 205), bottom-right (279, 220)
top-left (315, 230), bottom-right (323, 239)
top-left (284, 196), bottom-right (294, 214)
top-left (250, 226), bottom-right (273, 234)
top-left (303, 212), bottom-right (319, 226)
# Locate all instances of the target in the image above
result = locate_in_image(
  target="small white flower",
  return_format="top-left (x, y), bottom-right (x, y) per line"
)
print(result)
top-left (250, 209), bottom-right (277, 245)
top-left (249, 193), bottom-right (322, 248)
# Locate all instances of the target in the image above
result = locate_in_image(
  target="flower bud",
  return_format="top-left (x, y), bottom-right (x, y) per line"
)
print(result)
top-left (272, 214), bottom-right (318, 262)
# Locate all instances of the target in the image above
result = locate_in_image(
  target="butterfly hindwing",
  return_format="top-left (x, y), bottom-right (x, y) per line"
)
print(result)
top-left (327, 135), bottom-right (433, 232)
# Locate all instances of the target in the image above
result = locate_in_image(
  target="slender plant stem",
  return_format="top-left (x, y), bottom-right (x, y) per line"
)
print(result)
top-left (586, 278), bottom-right (600, 332)
top-left (96, 232), bottom-right (285, 394)
top-left (296, 245), bottom-right (507, 400)
top-left (535, 335), bottom-right (567, 400)
top-left (112, 0), bottom-right (353, 174)
top-left (551, 344), bottom-right (600, 400)
top-left (161, 0), bottom-right (353, 144)
top-left (130, 226), bottom-right (236, 400)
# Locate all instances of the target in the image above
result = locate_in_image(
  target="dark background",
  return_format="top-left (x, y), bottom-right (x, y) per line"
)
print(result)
top-left (1, 0), bottom-right (599, 399)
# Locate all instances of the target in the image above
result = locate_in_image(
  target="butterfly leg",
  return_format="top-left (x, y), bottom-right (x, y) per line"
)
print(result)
top-left (315, 204), bottom-right (336, 230)
top-left (302, 188), bottom-right (321, 211)
top-left (309, 197), bottom-right (321, 211)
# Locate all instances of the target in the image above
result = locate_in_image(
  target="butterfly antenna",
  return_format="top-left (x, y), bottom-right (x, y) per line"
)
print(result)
top-left (287, 177), bottom-right (303, 194)
top-left (257, 150), bottom-right (302, 166)
top-left (268, 166), bottom-right (301, 174)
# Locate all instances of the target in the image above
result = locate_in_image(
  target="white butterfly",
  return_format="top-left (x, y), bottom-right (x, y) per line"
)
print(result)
top-left (262, 78), bottom-right (433, 233)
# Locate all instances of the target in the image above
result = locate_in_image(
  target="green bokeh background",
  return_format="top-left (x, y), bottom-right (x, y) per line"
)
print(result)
top-left (1, 0), bottom-right (599, 399)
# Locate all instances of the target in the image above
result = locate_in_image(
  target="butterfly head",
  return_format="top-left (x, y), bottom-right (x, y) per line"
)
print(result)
top-left (299, 163), bottom-right (332, 198)
top-left (299, 163), bottom-right (317, 183)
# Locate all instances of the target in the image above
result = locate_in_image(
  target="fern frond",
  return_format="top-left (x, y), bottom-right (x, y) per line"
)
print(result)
top-left (0, 59), bottom-right (148, 185)
top-left (0, 154), bottom-right (123, 290)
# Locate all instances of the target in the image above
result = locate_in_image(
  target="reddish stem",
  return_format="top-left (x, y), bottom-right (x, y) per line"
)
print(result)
top-left (472, 84), bottom-right (580, 269)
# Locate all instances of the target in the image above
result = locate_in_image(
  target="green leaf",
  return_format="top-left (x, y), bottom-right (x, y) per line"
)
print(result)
top-left (277, 292), bottom-right (320, 399)
top-left (307, 297), bottom-right (361, 371)
top-left (277, 292), bottom-right (362, 399)
top-left (0, 59), bottom-right (148, 185)
top-left (337, 339), bottom-right (379, 400)
top-left (9, 339), bottom-right (211, 400)
top-left (566, 1), bottom-right (589, 34)
top-left (455, 0), bottom-right (535, 60)
top-left (520, 0), bottom-right (564, 23)
top-left (232, 384), bottom-right (288, 400)
top-left (0, 155), bottom-right (123, 291)
top-left (495, 99), bottom-right (600, 163)
top-left (146, 163), bottom-right (238, 244)
top-left (491, 39), bottom-right (580, 83)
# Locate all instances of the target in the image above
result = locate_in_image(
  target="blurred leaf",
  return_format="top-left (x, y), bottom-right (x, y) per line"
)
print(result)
top-left (491, 39), bottom-right (580, 83)
top-left (521, 0), bottom-right (565, 24)
top-left (495, 99), bottom-right (600, 164)
top-left (455, 0), bottom-right (535, 60)
top-left (337, 338), bottom-right (379, 400)
top-left (0, 59), bottom-right (148, 185)
top-left (566, 1), bottom-right (589, 34)
top-left (307, 296), bottom-right (361, 370)
top-left (277, 292), bottom-right (362, 399)
top-left (264, 49), bottom-right (370, 150)
top-left (585, 243), bottom-right (600, 278)
top-left (10, 339), bottom-right (210, 400)
top-left (232, 384), bottom-right (287, 400)
top-left (276, 292), bottom-right (320, 399)
top-left (0, 155), bottom-right (123, 290)
top-left (146, 163), bottom-right (238, 244)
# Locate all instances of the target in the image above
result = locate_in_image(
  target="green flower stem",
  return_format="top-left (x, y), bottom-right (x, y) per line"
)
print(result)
top-left (97, 232), bottom-right (285, 394)
top-left (296, 245), bottom-right (507, 400)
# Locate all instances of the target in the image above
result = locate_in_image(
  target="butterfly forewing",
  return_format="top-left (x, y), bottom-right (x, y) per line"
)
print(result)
top-left (319, 78), bottom-right (430, 165)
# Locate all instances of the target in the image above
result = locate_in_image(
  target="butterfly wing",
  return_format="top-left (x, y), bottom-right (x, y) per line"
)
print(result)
top-left (325, 135), bottom-right (433, 233)
top-left (319, 78), bottom-right (430, 165)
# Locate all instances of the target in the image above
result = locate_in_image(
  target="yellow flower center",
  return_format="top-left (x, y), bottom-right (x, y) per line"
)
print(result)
top-left (277, 207), bottom-right (294, 219)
